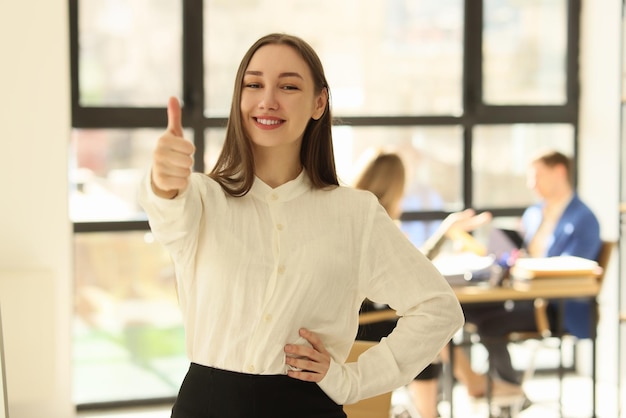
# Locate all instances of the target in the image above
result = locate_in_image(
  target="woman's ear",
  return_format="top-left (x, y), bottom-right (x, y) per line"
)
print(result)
top-left (311, 87), bottom-right (328, 121)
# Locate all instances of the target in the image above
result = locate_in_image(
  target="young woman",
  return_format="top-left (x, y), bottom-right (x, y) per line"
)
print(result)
top-left (139, 33), bottom-right (464, 418)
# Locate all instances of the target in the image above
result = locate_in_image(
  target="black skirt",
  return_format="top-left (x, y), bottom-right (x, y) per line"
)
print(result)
top-left (171, 363), bottom-right (347, 418)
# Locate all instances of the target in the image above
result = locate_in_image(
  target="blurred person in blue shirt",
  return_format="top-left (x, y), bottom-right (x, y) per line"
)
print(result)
top-left (463, 150), bottom-right (602, 387)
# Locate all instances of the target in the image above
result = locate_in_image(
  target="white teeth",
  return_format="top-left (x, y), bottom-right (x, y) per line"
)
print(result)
top-left (256, 118), bottom-right (281, 126)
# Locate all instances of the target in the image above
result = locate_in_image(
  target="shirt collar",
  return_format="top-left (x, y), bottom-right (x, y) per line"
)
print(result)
top-left (249, 169), bottom-right (311, 203)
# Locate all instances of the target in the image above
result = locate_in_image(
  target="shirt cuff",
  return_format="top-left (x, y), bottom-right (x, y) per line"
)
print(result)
top-left (317, 358), bottom-right (349, 405)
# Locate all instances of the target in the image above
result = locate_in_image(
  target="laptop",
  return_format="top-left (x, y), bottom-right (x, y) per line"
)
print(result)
top-left (487, 227), bottom-right (525, 266)
top-left (0, 307), bottom-right (8, 418)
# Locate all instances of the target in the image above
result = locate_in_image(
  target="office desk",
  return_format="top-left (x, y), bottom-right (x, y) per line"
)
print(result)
top-left (453, 280), bottom-right (600, 304)
top-left (356, 280), bottom-right (600, 322)
top-left (358, 278), bottom-right (601, 418)
top-left (450, 278), bottom-right (601, 418)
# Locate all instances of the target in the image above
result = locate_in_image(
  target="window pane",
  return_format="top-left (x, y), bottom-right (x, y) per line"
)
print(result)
top-left (204, 128), bottom-right (227, 172)
top-left (70, 128), bottom-right (190, 222)
top-left (78, 0), bottom-right (182, 106)
top-left (473, 124), bottom-right (574, 208)
top-left (73, 232), bottom-right (185, 404)
top-left (204, 0), bottom-right (463, 117)
top-left (483, 0), bottom-right (567, 105)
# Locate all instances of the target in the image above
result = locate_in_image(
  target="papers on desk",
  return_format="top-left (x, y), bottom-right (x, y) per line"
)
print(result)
top-left (509, 256), bottom-right (600, 290)
top-left (511, 256), bottom-right (600, 278)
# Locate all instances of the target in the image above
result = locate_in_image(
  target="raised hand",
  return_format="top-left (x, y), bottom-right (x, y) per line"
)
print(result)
top-left (284, 328), bottom-right (331, 382)
top-left (444, 209), bottom-right (493, 234)
top-left (151, 96), bottom-right (196, 198)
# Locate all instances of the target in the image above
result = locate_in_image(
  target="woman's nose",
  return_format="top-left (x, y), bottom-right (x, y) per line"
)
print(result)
top-left (259, 88), bottom-right (279, 110)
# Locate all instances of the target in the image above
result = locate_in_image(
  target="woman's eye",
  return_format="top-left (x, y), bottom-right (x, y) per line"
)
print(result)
top-left (245, 83), bottom-right (261, 89)
top-left (282, 85), bottom-right (299, 91)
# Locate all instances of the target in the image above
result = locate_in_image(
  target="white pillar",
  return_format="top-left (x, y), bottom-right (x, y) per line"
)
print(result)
top-left (0, 0), bottom-right (73, 416)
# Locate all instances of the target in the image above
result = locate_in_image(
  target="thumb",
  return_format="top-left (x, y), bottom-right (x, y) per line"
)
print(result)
top-left (167, 96), bottom-right (183, 136)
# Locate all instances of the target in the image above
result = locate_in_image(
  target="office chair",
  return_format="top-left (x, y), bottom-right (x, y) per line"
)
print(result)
top-left (343, 340), bottom-right (394, 418)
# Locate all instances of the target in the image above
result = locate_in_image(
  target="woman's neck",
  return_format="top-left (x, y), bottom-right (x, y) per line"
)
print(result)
top-left (253, 147), bottom-right (303, 188)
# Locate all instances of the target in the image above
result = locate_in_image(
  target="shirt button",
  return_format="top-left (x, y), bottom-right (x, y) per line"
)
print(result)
top-left (276, 223), bottom-right (284, 231)
top-left (264, 314), bottom-right (273, 322)
top-left (248, 364), bottom-right (255, 373)
top-left (277, 265), bottom-right (286, 274)
top-left (271, 193), bottom-right (279, 201)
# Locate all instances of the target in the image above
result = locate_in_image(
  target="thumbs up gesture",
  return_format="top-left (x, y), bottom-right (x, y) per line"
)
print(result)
top-left (151, 97), bottom-right (196, 198)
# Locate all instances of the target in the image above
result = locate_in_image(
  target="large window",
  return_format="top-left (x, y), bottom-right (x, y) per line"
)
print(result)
top-left (69, 0), bottom-right (580, 408)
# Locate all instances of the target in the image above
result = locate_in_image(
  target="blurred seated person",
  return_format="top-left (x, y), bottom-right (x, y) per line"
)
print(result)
top-left (353, 151), bottom-right (499, 418)
top-left (463, 150), bottom-right (602, 388)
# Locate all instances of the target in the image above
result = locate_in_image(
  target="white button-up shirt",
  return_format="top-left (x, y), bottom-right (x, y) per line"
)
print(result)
top-left (138, 169), bottom-right (464, 405)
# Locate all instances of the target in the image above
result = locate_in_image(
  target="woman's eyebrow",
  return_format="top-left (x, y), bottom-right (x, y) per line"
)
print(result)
top-left (279, 72), bottom-right (303, 79)
top-left (244, 70), bottom-right (303, 79)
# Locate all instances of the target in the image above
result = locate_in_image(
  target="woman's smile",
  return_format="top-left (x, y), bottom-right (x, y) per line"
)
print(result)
top-left (253, 116), bottom-right (285, 130)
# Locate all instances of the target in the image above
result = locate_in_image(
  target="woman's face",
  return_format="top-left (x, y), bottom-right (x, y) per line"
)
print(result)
top-left (240, 44), bottom-right (327, 151)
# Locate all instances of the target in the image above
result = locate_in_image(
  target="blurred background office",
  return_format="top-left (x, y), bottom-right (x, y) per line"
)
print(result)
top-left (0, 1), bottom-right (623, 417)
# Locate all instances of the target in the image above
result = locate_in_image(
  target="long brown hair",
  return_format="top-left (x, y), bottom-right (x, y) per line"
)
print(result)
top-left (208, 33), bottom-right (338, 196)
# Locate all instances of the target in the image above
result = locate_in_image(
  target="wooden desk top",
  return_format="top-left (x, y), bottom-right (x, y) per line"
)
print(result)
top-left (358, 277), bottom-right (600, 324)
top-left (454, 279), bottom-right (600, 304)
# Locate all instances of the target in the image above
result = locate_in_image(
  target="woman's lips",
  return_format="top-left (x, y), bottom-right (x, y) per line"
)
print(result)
top-left (254, 117), bottom-right (285, 130)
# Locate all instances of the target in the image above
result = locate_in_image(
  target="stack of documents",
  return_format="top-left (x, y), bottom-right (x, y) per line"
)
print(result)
top-left (510, 256), bottom-right (600, 290)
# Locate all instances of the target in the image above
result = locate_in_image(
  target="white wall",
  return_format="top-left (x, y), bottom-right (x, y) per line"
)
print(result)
top-left (578, 0), bottom-right (622, 398)
top-left (0, 1), bottom-right (73, 417)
